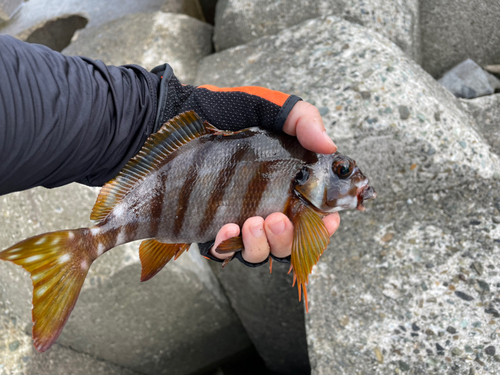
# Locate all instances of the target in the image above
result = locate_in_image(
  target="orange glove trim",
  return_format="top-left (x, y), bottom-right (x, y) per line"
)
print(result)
top-left (197, 85), bottom-right (290, 107)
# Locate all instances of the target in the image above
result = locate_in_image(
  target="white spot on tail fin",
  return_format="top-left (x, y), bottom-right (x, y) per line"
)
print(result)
top-left (35, 238), bottom-right (46, 245)
top-left (7, 254), bottom-right (20, 260)
top-left (68, 231), bottom-right (75, 240)
top-left (97, 243), bottom-right (105, 257)
top-left (32, 273), bottom-right (43, 281)
top-left (91, 227), bottom-right (101, 236)
top-left (58, 254), bottom-right (71, 263)
top-left (25, 255), bottom-right (43, 263)
top-left (36, 285), bottom-right (49, 298)
top-left (51, 238), bottom-right (60, 245)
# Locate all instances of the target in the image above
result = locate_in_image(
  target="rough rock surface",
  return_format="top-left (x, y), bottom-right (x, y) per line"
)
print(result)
top-left (213, 0), bottom-right (420, 61)
top-left (63, 12), bottom-right (213, 84)
top-left (210, 261), bottom-right (310, 374)
top-left (0, 0), bottom-right (182, 43)
top-left (438, 59), bottom-right (500, 99)
top-left (0, 184), bottom-right (250, 375)
top-left (197, 15), bottom-right (500, 374)
top-left (421, 0), bottom-right (500, 79)
top-left (0, 0), bottom-right (22, 23)
top-left (460, 95), bottom-right (500, 157)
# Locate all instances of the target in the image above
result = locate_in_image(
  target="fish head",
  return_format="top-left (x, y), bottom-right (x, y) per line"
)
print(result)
top-left (294, 152), bottom-right (376, 213)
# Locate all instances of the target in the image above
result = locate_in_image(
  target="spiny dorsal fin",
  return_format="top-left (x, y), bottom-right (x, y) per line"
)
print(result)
top-left (91, 111), bottom-right (209, 221)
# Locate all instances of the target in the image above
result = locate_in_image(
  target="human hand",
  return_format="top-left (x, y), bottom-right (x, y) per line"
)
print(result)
top-left (210, 101), bottom-right (341, 264)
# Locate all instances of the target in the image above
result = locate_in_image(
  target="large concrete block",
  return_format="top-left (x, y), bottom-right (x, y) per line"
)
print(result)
top-left (0, 184), bottom-right (251, 375)
top-left (0, 0), bottom-right (183, 47)
top-left (196, 15), bottom-right (500, 374)
top-left (0, 0), bottom-right (22, 23)
top-left (63, 12), bottom-right (213, 84)
top-left (213, 0), bottom-right (420, 61)
top-left (421, 0), bottom-right (500, 79)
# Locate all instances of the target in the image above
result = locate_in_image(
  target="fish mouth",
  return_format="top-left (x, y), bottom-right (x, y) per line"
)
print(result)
top-left (356, 185), bottom-right (377, 211)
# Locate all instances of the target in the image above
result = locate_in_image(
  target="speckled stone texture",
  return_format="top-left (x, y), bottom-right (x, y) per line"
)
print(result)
top-left (213, 0), bottom-right (420, 61)
top-left (197, 15), bottom-right (500, 374)
top-left (0, 0), bottom-right (22, 22)
top-left (460, 95), bottom-right (500, 158)
top-left (63, 12), bottom-right (213, 84)
top-left (0, 184), bottom-right (250, 375)
top-left (420, 0), bottom-right (500, 79)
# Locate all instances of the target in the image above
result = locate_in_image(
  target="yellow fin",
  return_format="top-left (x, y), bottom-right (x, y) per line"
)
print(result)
top-left (91, 111), bottom-right (210, 221)
top-left (0, 229), bottom-right (94, 352)
top-left (139, 240), bottom-right (190, 282)
top-left (288, 196), bottom-right (330, 313)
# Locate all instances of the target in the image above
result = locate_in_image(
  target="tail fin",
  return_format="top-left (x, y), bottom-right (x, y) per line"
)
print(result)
top-left (0, 228), bottom-right (95, 352)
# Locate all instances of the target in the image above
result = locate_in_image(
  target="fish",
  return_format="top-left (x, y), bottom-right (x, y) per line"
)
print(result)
top-left (0, 110), bottom-right (376, 352)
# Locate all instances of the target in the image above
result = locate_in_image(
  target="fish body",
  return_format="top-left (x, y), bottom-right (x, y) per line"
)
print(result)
top-left (0, 111), bottom-right (376, 352)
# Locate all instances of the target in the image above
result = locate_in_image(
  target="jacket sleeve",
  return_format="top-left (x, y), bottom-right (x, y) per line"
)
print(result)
top-left (0, 35), bottom-right (160, 195)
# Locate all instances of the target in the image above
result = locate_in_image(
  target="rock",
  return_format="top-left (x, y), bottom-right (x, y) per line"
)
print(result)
top-left (0, 184), bottom-right (251, 375)
top-left (210, 261), bottom-right (310, 375)
top-left (213, 0), bottom-right (421, 61)
top-left (0, 0), bottom-right (184, 51)
top-left (196, 15), bottom-right (500, 374)
top-left (0, 299), bottom-right (140, 374)
top-left (438, 59), bottom-right (500, 98)
top-left (0, 0), bottom-right (22, 23)
top-left (420, 0), bottom-right (500, 78)
top-left (62, 12), bottom-right (213, 84)
top-left (459, 94), bottom-right (500, 156)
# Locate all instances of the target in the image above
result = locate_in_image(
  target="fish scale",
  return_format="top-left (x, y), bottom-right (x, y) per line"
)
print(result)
top-left (0, 110), bottom-right (376, 352)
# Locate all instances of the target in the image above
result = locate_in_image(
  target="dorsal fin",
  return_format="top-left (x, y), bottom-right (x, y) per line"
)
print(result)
top-left (91, 111), bottom-right (209, 221)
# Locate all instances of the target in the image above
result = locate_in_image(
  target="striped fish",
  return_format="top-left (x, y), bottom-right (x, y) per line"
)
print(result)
top-left (0, 111), bottom-right (375, 352)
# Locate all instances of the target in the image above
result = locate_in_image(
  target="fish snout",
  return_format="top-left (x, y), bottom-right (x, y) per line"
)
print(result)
top-left (356, 185), bottom-right (377, 211)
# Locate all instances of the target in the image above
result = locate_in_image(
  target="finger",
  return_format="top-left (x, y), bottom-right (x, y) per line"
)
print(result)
top-left (241, 216), bottom-right (270, 263)
top-left (210, 223), bottom-right (240, 260)
top-left (264, 213), bottom-right (293, 258)
top-left (283, 101), bottom-right (337, 154)
top-left (322, 212), bottom-right (341, 236)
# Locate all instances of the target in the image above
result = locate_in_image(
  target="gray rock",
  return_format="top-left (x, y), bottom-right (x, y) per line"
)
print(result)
top-left (62, 12), bottom-right (212, 84)
top-left (0, 184), bottom-right (251, 375)
top-left (421, 0), bottom-right (500, 78)
top-left (0, 0), bottom-right (22, 23)
top-left (210, 261), bottom-right (310, 374)
top-left (196, 15), bottom-right (500, 375)
top-left (0, 0), bottom-right (183, 48)
top-left (213, 0), bottom-right (420, 61)
top-left (460, 94), bottom-right (500, 156)
top-left (438, 59), bottom-right (500, 99)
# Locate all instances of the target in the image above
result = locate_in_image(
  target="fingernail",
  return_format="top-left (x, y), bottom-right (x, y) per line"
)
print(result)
top-left (226, 229), bottom-right (239, 238)
top-left (269, 218), bottom-right (285, 235)
top-left (324, 132), bottom-right (337, 151)
top-left (250, 223), bottom-right (263, 238)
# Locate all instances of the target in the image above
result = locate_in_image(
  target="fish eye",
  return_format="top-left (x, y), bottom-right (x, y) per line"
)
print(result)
top-left (333, 157), bottom-right (354, 179)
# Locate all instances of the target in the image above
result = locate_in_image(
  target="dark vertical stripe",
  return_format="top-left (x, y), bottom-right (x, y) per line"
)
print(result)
top-left (149, 173), bottom-right (167, 237)
top-left (199, 145), bottom-right (249, 236)
top-left (238, 161), bottom-right (276, 223)
top-left (173, 164), bottom-right (199, 237)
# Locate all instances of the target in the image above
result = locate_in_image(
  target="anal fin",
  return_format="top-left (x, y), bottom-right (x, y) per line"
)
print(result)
top-left (214, 236), bottom-right (244, 254)
top-left (139, 240), bottom-right (190, 282)
top-left (288, 196), bottom-right (330, 313)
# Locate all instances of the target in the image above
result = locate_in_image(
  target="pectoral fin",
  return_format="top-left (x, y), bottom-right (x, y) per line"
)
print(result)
top-left (288, 196), bottom-right (330, 312)
top-left (139, 240), bottom-right (189, 282)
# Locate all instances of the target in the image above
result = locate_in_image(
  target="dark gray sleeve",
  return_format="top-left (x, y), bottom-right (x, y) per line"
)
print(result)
top-left (0, 35), bottom-right (160, 196)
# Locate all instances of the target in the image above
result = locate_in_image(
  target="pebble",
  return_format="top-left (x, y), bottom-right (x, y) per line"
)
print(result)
top-left (492, 216), bottom-right (500, 224)
top-left (398, 105), bottom-right (410, 120)
top-left (318, 107), bottom-right (329, 116)
top-left (451, 348), bottom-right (462, 356)
top-left (472, 262), bottom-right (484, 275)
top-left (425, 329), bottom-right (436, 337)
top-left (412, 323), bottom-right (420, 331)
top-left (485, 346), bottom-right (496, 356)
top-left (485, 307), bottom-right (499, 316)
top-left (9, 341), bottom-right (20, 351)
top-left (494, 355), bottom-right (500, 362)
top-left (446, 326), bottom-right (457, 334)
top-left (436, 343), bottom-right (445, 352)
top-left (465, 345), bottom-right (473, 353)
top-left (398, 360), bottom-right (410, 372)
top-left (374, 347), bottom-right (383, 364)
top-left (360, 91), bottom-right (371, 100)
top-left (455, 291), bottom-right (474, 301)
top-left (477, 280), bottom-right (490, 292)
top-left (416, 113), bottom-right (426, 122)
